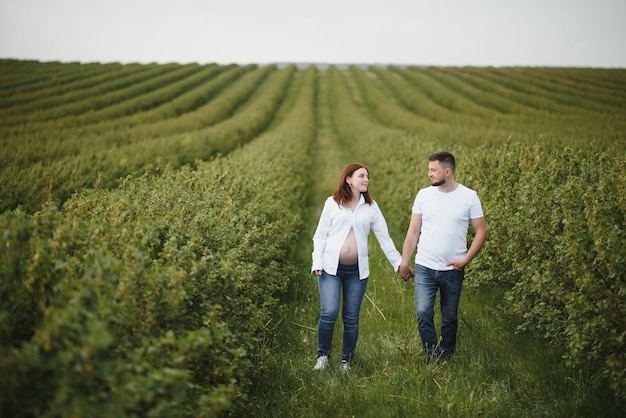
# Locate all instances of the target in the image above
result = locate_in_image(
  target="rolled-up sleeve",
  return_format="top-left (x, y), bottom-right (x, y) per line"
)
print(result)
top-left (312, 197), bottom-right (332, 273)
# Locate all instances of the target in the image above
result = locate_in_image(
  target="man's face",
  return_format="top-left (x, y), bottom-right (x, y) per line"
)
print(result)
top-left (428, 161), bottom-right (446, 187)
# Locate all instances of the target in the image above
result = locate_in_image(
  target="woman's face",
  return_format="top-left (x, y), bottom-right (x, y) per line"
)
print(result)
top-left (348, 167), bottom-right (369, 193)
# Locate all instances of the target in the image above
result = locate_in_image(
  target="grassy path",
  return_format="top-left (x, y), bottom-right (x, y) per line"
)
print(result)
top-left (249, 70), bottom-right (623, 417)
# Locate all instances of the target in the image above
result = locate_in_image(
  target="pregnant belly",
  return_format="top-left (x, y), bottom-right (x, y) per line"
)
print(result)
top-left (339, 228), bottom-right (358, 265)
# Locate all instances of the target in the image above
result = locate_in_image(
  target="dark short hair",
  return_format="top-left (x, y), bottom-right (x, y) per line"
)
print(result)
top-left (429, 151), bottom-right (455, 173)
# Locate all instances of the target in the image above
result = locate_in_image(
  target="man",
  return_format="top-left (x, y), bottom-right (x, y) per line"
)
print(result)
top-left (398, 151), bottom-right (487, 362)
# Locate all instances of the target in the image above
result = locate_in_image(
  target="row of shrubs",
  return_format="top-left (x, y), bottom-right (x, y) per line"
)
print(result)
top-left (0, 66), bottom-right (316, 417)
top-left (326, 65), bottom-right (625, 399)
top-left (466, 143), bottom-right (625, 398)
top-left (2, 59), bottom-right (624, 407)
top-left (0, 65), bottom-right (294, 214)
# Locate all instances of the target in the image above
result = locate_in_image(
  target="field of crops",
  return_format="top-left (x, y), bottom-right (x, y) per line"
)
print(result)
top-left (1, 59), bottom-right (625, 416)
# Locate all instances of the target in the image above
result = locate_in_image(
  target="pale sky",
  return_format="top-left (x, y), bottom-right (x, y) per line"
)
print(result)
top-left (1, 0), bottom-right (625, 68)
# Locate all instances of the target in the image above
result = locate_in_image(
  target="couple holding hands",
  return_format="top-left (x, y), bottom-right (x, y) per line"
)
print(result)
top-left (311, 151), bottom-right (488, 371)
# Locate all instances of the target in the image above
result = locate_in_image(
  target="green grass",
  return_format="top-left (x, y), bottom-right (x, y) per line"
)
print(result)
top-left (249, 67), bottom-right (624, 416)
top-left (251, 259), bottom-right (623, 417)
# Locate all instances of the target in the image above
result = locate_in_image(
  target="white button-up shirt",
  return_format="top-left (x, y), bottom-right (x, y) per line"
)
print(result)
top-left (312, 195), bottom-right (401, 279)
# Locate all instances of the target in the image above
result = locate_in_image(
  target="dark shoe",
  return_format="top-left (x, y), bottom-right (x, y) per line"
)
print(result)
top-left (436, 349), bottom-right (453, 362)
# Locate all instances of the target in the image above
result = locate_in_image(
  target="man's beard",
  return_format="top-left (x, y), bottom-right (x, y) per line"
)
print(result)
top-left (431, 178), bottom-right (446, 187)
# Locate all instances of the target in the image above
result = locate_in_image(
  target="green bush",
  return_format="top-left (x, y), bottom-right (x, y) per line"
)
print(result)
top-left (0, 65), bottom-right (316, 417)
top-left (466, 144), bottom-right (625, 397)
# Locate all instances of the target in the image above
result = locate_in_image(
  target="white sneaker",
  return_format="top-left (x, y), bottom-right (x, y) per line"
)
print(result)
top-left (340, 360), bottom-right (351, 372)
top-left (313, 355), bottom-right (329, 370)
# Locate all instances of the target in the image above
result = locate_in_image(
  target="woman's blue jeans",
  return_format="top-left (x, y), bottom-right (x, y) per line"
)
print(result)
top-left (317, 264), bottom-right (368, 363)
top-left (414, 264), bottom-right (464, 358)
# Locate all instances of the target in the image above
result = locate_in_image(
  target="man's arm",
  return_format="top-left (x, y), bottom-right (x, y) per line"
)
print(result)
top-left (447, 217), bottom-right (487, 271)
top-left (399, 213), bottom-right (421, 280)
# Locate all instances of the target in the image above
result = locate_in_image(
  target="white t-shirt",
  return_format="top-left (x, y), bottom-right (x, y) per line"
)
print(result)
top-left (412, 184), bottom-right (484, 271)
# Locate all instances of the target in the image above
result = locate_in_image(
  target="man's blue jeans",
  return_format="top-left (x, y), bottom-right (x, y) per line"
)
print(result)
top-left (414, 264), bottom-right (464, 357)
top-left (317, 264), bottom-right (368, 363)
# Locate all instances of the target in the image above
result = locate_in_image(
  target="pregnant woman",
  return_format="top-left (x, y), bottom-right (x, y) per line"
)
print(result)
top-left (311, 163), bottom-right (406, 372)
